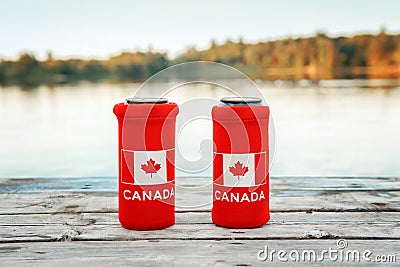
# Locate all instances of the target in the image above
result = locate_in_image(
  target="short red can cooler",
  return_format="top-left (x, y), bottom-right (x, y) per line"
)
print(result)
top-left (113, 97), bottom-right (179, 230)
top-left (212, 97), bottom-right (270, 228)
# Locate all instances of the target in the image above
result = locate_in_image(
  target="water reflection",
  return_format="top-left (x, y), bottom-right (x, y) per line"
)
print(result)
top-left (0, 80), bottom-right (399, 177)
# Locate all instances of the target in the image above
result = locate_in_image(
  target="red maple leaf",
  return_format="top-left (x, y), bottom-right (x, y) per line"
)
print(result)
top-left (229, 161), bottom-right (249, 180)
top-left (140, 158), bottom-right (161, 178)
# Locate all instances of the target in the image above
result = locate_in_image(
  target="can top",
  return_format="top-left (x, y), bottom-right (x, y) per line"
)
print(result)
top-left (220, 96), bottom-right (262, 105)
top-left (125, 97), bottom-right (168, 104)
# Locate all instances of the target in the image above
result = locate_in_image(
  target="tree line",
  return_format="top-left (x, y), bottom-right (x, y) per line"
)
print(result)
top-left (1, 30), bottom-right (400, 86)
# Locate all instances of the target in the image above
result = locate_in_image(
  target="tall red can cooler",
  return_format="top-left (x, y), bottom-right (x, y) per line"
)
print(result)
top-left (113, 97), bottom-right (179, 230)
top-left (212, 97), bottom-right (270, 228)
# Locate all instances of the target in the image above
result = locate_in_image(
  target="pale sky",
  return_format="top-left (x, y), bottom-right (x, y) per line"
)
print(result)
top-left (1, 0), bottom-right (400, 59)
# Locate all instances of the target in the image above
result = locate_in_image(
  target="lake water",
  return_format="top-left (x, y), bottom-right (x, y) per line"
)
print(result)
top-left (1, 79), bottom-right (399, 178)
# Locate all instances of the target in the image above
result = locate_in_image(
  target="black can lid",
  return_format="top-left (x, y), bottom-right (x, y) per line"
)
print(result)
top-left (220, 96), bottom-right (262, 105)
top-left (125, 97), bottom-right (168, 104)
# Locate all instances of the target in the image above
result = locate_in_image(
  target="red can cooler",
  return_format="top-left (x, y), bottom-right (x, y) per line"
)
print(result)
top-left (212, 97), bottom-right (270, 228)
top-left (113, 97), bottom-right (179, 230)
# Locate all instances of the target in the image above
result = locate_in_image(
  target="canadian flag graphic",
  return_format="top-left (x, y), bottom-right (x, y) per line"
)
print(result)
top-left (215, 152), bottom-right (267, 187)
top-left (121, 149), bottom-right (170, 185)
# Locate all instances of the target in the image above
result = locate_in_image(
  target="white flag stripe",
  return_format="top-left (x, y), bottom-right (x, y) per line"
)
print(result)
top-left (213, 152), bottom-right (266, 187)
top-left (134, 151), bottom-right (167, 185)
top-left (121, 149), bottom-right (169, 185)
top-left (223, 153), bottom-right (255, 187)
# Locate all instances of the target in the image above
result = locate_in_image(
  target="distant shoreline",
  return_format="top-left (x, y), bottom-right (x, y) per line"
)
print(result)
top-left (1, 31), bottom-right (400, 87)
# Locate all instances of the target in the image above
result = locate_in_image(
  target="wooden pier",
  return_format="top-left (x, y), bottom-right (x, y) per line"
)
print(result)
top-left (0, 177), bottom-right (399, 266)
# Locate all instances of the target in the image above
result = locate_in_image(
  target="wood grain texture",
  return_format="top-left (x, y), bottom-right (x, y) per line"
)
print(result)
top-left (1, 176), bottom-right (399, 193)
top-left (0, 240), bottom-right (399, 266)
top-left (0, 177), bottom-right (398, 266)
top-left (0, 176), bottom-right (399, 214)
top-left (0, 190), bottom-right (398, 214)
top-left (0, 212), bottom-right (399, 243)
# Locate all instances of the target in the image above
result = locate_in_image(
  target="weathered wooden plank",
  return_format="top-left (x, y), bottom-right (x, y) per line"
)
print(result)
top-left (0, 177), bottom-right (398, 265)
top-left (0, 189), bottom-right (398, 215)
top-left (0, 177), bottom-right (398, 193)
top-left (274, 177), bottom-right (400, 191)
top-left (2, 223), bottom-right (398, 242)
top-left (0, 212), bottom-right (399, 226)
top-left (1, 212), bottom-right (399, 243)
top-left (0, 177), bottom-right (117, 193)
top-left (0, 177), bottom-right (398, 214)
top-left (0, 240), bottom-right (398, 266)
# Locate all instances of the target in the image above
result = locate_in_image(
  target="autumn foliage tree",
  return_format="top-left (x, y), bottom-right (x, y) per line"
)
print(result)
top-left (1, 31), bottom-right (400, 86)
